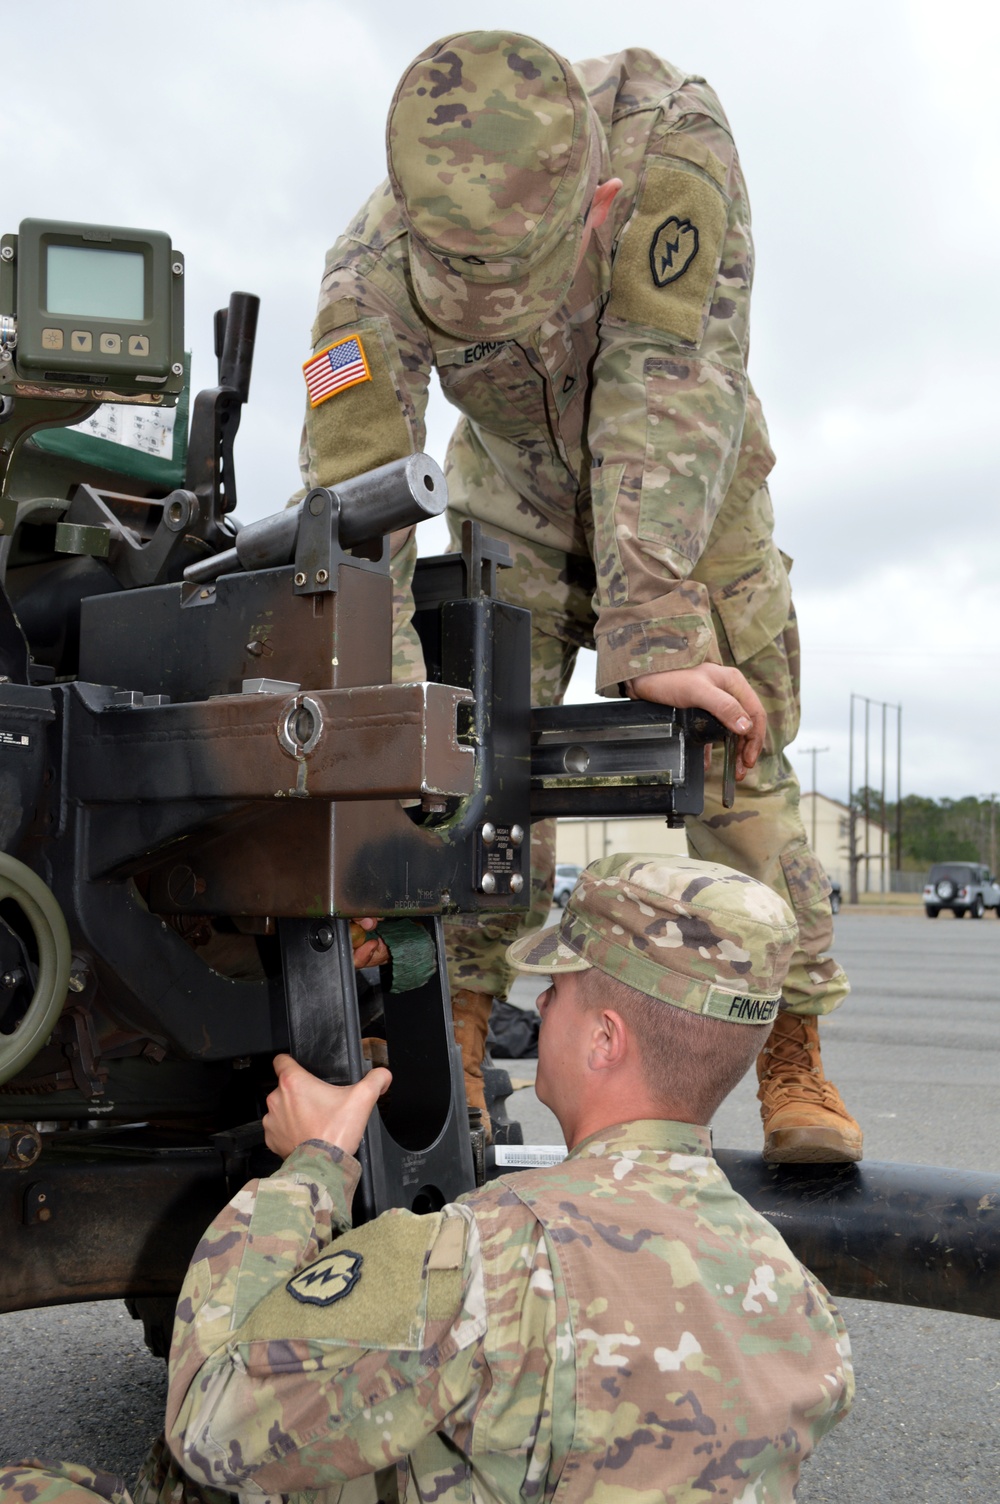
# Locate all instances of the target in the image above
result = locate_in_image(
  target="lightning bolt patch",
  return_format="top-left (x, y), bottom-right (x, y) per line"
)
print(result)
top-left (287, 1249), bottom-right (363, 1306)
top-left (649, 216), bottom-right (700, 288)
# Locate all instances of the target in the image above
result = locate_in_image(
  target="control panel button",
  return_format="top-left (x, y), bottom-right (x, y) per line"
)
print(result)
top-left (70, 330), bottom-right (93, 353)
top-left (41, 327), bottom-right (65, 350)
top-left (128, 335), bottom-right (150, 357)
top-left (99, 332), bottom-right (122, 354)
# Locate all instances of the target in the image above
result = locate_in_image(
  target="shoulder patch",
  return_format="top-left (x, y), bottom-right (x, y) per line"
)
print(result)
top-left (304, 319), bottom-right (411, 488)
top-left (237, 1210), bottom-right (448, 1349)
top-left (607, 163), bottom-right (729, 343)
top-left (650, 217), bottom-right (699, 286)
top-left (303, 334), bottom-right (371, 408)
top-left (286, 1248), bottom-right (363, 1306)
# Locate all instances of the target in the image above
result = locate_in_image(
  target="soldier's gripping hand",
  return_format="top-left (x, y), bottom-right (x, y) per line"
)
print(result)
top-left (628, 664), bottom-right (767, 780)
top-left (350, 917), bottom-right (391, 969)
top-left (263, 1054), bottom-right (392, 1160)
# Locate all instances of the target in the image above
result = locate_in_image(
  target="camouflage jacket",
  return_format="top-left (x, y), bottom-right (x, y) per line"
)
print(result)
top-left (301, 50), bottom-right (792, 692)
top-left (167, 1120), bottom-right (852, 1503)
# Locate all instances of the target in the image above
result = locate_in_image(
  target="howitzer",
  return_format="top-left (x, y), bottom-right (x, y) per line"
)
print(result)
top-left (1, 217), bottom-right (997, 1349)
top-left (0, 218), bottom-right (732, 1344)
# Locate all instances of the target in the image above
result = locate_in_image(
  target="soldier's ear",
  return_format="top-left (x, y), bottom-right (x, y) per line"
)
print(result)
top-left (588, 1007), bottom-right (628, 1072)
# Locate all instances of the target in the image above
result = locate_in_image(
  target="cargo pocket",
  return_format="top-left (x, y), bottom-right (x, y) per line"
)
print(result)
top-left (780, 837), bottom-right (835, 958)
top-left (710, 546), bottom-right (792, 666)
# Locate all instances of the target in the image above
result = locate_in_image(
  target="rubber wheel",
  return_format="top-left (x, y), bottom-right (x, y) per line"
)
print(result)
top-left (925, 907), bottom-right (939, 918)
top-left (0, 854), bottom-right (72, 1086)
top-left (953, 909), bottom-right (966, 919)
top-left (936, 879), bottom-right (956, 901)
top-left (971, 896), bottom-right (985, 918)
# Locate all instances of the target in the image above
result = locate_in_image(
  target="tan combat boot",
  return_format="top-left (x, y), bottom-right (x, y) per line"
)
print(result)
top-left (451, 987), bottom-right (494, 1141)
top-left (757, 1012), bottom-right (863, 1164)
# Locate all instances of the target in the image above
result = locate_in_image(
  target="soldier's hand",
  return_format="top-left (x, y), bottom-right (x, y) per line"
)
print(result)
top-left (263, 1053), bottom-right (391, 1160)
top-left (350, 917), bottom-right (391, 969)
top-left (627, 664), bottom-right (766, 779)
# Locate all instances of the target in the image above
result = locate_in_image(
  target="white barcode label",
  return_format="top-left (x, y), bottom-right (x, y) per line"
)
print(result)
top-left (493, 1144), bottom-right (567, 1168)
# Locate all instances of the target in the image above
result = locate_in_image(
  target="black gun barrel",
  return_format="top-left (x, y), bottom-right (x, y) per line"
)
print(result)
top-left (184, 453), bottom-right (446, 584)
top-left (331, 453), bottom-right (446, 548)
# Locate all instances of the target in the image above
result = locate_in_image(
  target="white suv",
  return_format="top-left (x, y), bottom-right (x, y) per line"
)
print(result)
top-left (923, 862), bottom-right (1000, 919)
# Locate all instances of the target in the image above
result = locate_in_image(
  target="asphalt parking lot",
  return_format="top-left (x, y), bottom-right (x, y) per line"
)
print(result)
top-left (1, 911), bottom-right (998, 1500)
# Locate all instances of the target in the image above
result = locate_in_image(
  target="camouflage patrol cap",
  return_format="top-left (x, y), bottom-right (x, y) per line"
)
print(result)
top-left (386, 31), bottom-right (606, 340)
top-left (507, 856), bottom-right (798, 1025)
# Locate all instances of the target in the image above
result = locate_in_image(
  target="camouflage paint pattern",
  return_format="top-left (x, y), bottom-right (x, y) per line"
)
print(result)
top-left (508, 854), bottom-right (797, 1025)
top-left (166, 1127), bottom-right (852, 1502)
top-left (299, 42), bottom-right (844, 1016)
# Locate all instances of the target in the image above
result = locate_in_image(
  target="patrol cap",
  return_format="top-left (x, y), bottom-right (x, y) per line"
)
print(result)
top-left (386, 31), bottom-right (606, 340)
top-left (507, 855), bottom-right (798, 1026)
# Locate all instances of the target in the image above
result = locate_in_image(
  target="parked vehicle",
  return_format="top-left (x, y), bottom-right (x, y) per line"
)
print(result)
top-left (922, 862), bottom-right (1000, 919)
top-left (553, 863), bottom-right (583, 907)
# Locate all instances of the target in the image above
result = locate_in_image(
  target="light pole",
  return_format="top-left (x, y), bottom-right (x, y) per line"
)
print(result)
top-left (849, 694), bottom-right (902, 895)
top-left (800, 745), bottom-right (829, 854)
top-left (982, 794), bottom-right (998, 875)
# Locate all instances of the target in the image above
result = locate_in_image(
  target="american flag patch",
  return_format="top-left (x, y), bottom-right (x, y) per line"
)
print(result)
top-left (303, 335), bottom-right (371, 408)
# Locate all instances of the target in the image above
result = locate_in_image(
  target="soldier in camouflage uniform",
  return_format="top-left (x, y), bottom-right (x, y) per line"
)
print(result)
top-left (157, 854), bottom-right (852, 1502)
top-left (298, 31), bottom-right (860, 1166)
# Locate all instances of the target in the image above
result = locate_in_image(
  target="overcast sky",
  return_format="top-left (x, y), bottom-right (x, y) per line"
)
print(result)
top-left (5, 0), bottom-right (998, 805)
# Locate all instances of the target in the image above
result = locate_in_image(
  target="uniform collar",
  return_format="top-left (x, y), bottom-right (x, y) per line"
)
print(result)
top-left (568, 1118), bottom-right (713, 1162)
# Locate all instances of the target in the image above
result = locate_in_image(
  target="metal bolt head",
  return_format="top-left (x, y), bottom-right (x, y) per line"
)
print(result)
top-left (509, 873), bottom-right (524, 894)
top-left (310, 920), bottom-right (335, 951)
top-left (481, 872), bottom-right (497, 894)
top-left (0, 246), bottom-right (13, 261)
top-left (315, 569), bottom-right (329, 585)
top-left (294, 571), bottom-right (307, 587)
top-left (171, 261), bottom-right (184, 275)
top-left (171, 362), bottom-right (184, 377)
top-left (308, 493), bottom-right (326, 516)
top-left (481, 822), bottom-right (497, 845)
top-left (510, 825), bottom-right (525, 846)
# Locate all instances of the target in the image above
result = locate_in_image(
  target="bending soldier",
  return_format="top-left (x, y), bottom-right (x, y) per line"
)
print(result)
top-left (297, 31), bottom-right (861, 1163)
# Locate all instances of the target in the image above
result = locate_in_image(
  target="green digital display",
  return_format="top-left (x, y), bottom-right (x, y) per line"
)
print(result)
top-left (46, 244), bottom-right (145, 320)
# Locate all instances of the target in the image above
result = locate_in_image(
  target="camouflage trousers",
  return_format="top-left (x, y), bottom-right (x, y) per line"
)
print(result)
top-left (390, 518), bottom-right (848, 1018)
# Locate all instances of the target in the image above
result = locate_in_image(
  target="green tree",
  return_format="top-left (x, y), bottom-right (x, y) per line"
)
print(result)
top-left (852, 789), bottom-right (991, 869)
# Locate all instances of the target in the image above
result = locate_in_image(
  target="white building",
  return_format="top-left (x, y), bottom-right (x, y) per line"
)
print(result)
top-left (556, 792), bottom-right (891, 894)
